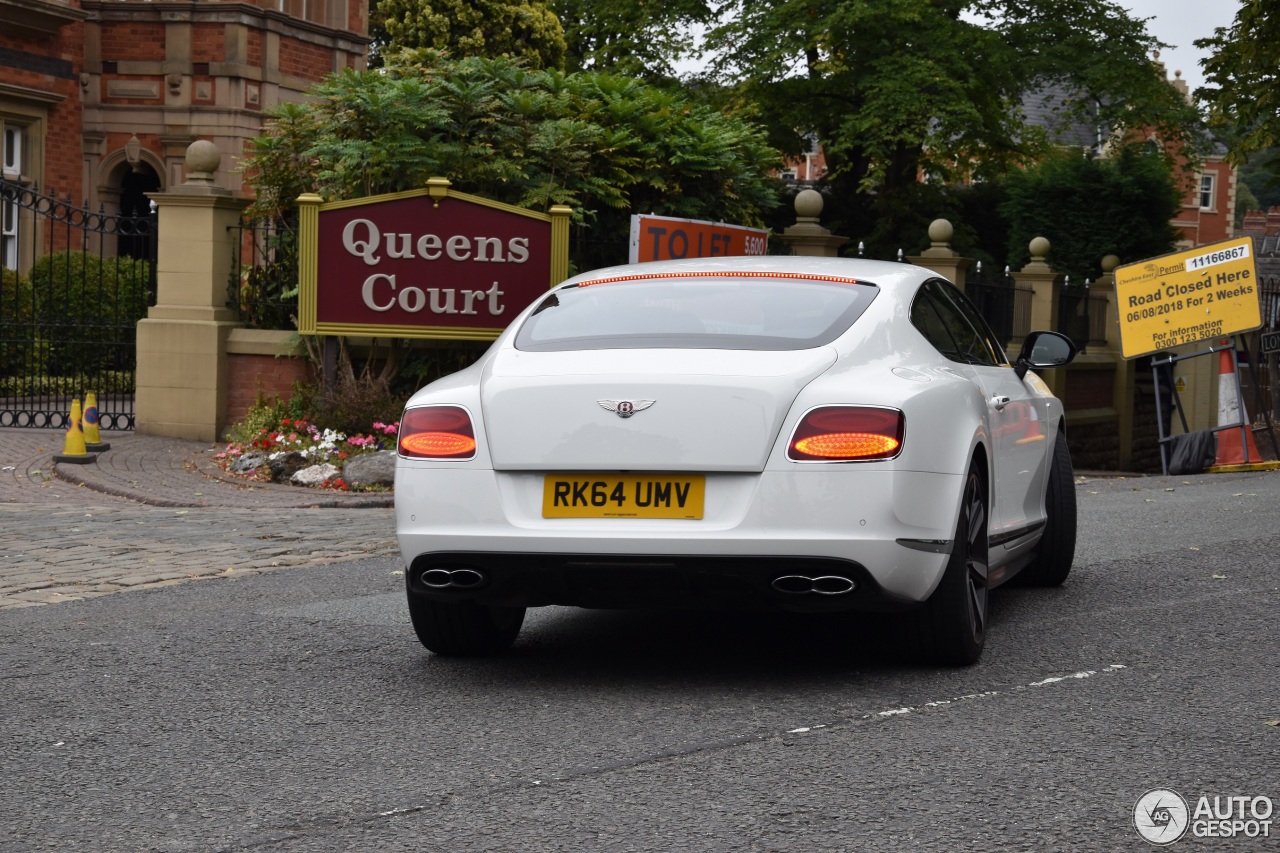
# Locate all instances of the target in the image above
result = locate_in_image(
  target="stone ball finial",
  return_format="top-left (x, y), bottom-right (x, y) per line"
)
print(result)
top-left (928, 218), bottom-right (954, 246)
top-left (1101, 254), bottom-right (1120, 273)
top-left (794, 189), bottom-right (824, 221)
top-left (184, 140), bottom-right (220, 183)
top-left (1029, 236), bottom-right (1051, 260)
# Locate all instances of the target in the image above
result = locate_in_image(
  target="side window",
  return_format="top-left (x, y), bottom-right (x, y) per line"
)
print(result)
top-left (910, 280), bottom-right (1000, 366)
top-left (936, 282), bottom-right (1009, 366)
top-left (910, 285), bottom-right (963, 360)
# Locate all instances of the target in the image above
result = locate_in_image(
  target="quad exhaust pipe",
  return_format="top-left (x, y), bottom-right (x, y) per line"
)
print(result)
top-left (420, 567), bottom-right (487, 590)
top-left (771, 574), bottom-right (857, 596)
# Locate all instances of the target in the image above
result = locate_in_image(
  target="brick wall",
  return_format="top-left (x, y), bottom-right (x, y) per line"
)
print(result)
top-left (247, 29), bottom-right (264, 67)
top-left (279, 39), bottom-right (331, 79)
top-left (1063, 368), bottom-right (1115, 411)
top-left (191, 24), bottom-right (226, 63)
top-left (1066, 420), bottom-right (1121, 471)
top-left (226, 354), bottom-right (313, 423)
top-left (1240, 208), bottom-right (1280, 237)
top-left (99, 22), bottom-right (166, 61)
top-left (0, 25), bottom-right (85, 200)
top-left (347, 0), bottom-right (367, 36)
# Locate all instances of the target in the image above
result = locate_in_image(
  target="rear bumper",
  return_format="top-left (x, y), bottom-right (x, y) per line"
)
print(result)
top-left (406, 551), bottom-right (921, 613)
top-left (395, 467), bottom-right (960, 605)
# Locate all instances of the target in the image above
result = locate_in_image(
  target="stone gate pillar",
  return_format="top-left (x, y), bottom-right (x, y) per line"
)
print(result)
top-left (135, 141), bottom-right (249, 441)
top-left (908, 219), bottom-right (972, 288)
top-left (1012, 237), bottom-right (1065, 397)
top-left (777, 189), bottom-right (848, 257)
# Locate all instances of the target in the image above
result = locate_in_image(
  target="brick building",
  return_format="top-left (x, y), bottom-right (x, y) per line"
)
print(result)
top-left (1019, 59), bottom-right (1236, 251)
top-left (1162, 68), bottom-right (1235, 248)
top-left (1, 0), bottom-right (369, 271)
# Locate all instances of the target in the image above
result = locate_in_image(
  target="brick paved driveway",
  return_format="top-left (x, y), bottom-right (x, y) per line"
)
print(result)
top-left (0, 429), bottom-right (397, 608)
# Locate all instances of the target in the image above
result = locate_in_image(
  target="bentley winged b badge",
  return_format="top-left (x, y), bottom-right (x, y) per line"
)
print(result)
top-left (598, 400), bottom-right (655, 418)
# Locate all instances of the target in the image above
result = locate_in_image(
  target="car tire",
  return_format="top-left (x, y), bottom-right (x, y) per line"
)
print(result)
top-left (407, 593), bottom-right (526, 656)
top-left (914, 465), bottom-right (988, 666)
top-left (1016, 431), bottom-right (1076, 587)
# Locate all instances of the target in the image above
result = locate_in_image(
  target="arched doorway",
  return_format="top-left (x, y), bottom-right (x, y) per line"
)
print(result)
top-left (117, 163), bottom-right (161, 261)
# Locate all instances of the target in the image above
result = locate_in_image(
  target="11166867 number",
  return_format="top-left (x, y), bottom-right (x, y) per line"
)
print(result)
top-left (1187, 243), bottom-right (1250, 271)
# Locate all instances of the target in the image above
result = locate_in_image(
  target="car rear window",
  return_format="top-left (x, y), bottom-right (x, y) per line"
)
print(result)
top-left (514, 274), bottom-right (879, 351)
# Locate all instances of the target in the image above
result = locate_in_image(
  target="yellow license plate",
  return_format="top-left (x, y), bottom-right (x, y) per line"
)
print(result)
top-left (542, 474), bottom-right (705, 519)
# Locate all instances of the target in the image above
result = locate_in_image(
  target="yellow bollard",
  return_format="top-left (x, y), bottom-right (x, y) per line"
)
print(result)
top-left (83, 390), bottom-right (111, 452)
top-left (54, 397), bottom-right (95, 464)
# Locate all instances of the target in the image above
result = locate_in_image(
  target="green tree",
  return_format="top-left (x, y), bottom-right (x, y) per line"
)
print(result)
top-left (236, 51), bottom-right (781, 415)
top-left (999, 147), bottom-right (1182, 280)
top-left (239, 51), bottom-right (781, 269)
top-left (550, 0), bottom-right (715, 78)
top-left (705, 0), bottom-right (1202, 256)
top-left (380, 0), bottom-right (567, 69)
top-left (1235, 177), bottom-right (1260, 229)
top-left (1196, 1), bottom-right (1280, 166)
top-left (1237, 147), bottom-right (1280, 211)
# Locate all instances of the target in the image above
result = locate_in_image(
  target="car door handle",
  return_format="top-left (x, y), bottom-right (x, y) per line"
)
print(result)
top-left (990, 395), bottom-right (1011, 411)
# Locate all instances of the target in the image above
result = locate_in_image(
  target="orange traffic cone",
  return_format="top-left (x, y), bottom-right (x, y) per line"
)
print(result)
top-left (53, 397), bottom-right (95, 464)
top-left (1208, 342), bottom-right (1268, 470)
top-left (83, 390), bottom-right (111, 452)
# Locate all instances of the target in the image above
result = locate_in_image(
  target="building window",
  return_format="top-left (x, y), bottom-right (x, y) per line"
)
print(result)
top-left (1199, 173), bottom-right (1216, 211)
top-left (1, 123), bottom-right (24, 269)
top-left (2, 124), bottom-right (20, 176)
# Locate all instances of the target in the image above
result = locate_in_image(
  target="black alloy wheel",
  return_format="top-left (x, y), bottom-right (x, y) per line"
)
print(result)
top-left (1016, 430), bottom-right (1076, 587)
top-left (916, 465), bottom-right (989, 665)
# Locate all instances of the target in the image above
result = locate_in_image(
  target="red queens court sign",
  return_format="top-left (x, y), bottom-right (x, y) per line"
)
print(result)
top-left (297, 177), bottom-right (572, 340)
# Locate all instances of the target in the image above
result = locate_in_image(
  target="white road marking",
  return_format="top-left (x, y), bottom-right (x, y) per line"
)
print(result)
top-left (786, 664), bottom-right (1128, 733)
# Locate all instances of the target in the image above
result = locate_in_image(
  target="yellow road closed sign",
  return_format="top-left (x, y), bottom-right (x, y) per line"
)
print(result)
top-left (1115, 237), bottom-right (1262, 359)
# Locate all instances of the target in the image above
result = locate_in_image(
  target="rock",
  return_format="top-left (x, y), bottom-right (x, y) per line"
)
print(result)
top-left (230, 451), bottom-right (270, 474)
top-left (291, 463), bottom-right (340, 487)
top-left (343, 450), bottom-right (396, 487)
top-left (267, 451), bottom-right (308, 481)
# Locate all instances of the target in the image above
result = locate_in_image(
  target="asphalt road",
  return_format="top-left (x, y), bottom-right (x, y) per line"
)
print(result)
top-left (2, 471), bottom-right (1278, 851)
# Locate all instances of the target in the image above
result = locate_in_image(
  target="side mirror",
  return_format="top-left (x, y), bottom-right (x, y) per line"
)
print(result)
top-left (1015, 330), bottom-right (1076, 379)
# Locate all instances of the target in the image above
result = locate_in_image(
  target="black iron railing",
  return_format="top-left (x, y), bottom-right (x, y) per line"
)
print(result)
top-left (229, 216), bottom-right (298, 330)
top-left (0, 179), bottom-right (155, 429)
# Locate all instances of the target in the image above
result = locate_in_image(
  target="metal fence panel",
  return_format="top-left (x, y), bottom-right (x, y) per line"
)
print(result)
top-left (0, 179), bottom-right (155, 429)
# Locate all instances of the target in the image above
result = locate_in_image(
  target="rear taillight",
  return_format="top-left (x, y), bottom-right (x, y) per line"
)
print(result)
top-left (398, 406), bottom-right (477, 459)
top-left (787, 406), bottom-right (904, 462)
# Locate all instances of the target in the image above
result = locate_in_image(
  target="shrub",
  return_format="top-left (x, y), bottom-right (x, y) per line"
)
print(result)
top-left (26, 251), bottom-right (151, 375)
top-left (0, 267), bottom-right (40, 377)
top-left (309, 375), bottom-right (406, 438)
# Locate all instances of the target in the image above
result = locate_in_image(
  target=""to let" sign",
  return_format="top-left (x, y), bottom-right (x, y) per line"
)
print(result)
top-left (628, 214), bottom-right (769, 264)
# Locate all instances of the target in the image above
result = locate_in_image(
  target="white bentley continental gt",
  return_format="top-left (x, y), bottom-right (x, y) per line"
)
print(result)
top-left (395, 256), bottom-right (1078, 665)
